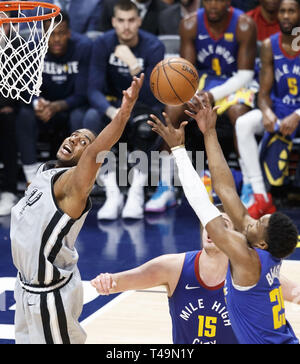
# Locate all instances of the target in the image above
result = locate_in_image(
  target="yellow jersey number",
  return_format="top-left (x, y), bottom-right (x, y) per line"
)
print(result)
top-left (287, 78), bottom-right (298, 96)
top-left (198, 315), bottom-right (217, 338)
top-left (212, 58), bottom-right (222, 76)
top-left (269, 286), bottom-right (286, 330)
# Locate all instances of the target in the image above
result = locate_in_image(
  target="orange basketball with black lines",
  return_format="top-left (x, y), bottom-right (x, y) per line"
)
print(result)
top-left (150, 57), bottom-right (199, 106)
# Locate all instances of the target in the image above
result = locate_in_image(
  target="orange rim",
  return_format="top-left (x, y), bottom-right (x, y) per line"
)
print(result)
top-left (0, 1), bottom-right (60, 24)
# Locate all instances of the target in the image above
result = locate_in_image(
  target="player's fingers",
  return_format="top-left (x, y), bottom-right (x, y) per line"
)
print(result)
top-left (202, 92), bottom-right (210, 108)
top-left (149, 125), bottom-right (163, 137)
top-left (90, 278), bottom-right (97, 288)
top-left (162, 112), bottom-right (174, 130)
top-left (93, 273), bottom-right (108, 295)
top-left (186, 100), bottom-right (197, 113)
top-left (179, 121), bottom-right (188, 130)
top-left (184, 110), bottom-right (196, 119)
top-left (138, 73), bottom-right (145, 86)
top-left (101, 273), bottom-right (111, 295)
top-left (213, 106), bottom-right (220, 113)
top-left (149, 114), bottom-right (165, 130)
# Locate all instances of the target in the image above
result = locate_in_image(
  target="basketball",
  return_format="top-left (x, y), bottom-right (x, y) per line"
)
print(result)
top-left (150, 57), bottom-right (199, 106)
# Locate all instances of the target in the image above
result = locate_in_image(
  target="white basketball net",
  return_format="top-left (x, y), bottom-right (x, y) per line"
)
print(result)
top-left (0, 6), bottom-right (61, 103)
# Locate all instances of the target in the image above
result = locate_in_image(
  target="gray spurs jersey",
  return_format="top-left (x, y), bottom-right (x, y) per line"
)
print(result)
top-left (10, 165), bottom-right (91, 286)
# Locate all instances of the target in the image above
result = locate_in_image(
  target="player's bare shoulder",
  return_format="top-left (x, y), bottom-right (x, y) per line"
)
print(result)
top-left (236, 13), bottom-right (257, 39)
top-left (260, 38), bottom-right (273, 63)
top-left (180, 11), bottom-right (198, 35)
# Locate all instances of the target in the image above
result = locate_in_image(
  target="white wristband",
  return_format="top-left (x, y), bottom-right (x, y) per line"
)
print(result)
top-left (172, 147), bottom-right (221, 227)
top-left (295, 109), bottom-right (300, 117)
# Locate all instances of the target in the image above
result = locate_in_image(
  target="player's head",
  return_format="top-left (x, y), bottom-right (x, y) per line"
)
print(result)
top-left (246, 212), bottom-right (298, 259)
top-left (112, 0), bottom-right (142, 45)
top-left (202, 205), bottom-right (234, 253)
top-left (278, 0), bottom-right (300, 35)
top-left (44, 11), bottom-right (71, 57)
top-left (56, 129), bottom-right (97, 167)
top-left (202, 0), bottom-right (231, 23)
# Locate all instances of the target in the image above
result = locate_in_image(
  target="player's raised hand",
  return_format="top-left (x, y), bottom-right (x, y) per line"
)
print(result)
top-left (147, 112), bottom-right (188, 149)
top-left (185, 92), bottom-right (219, 135)
top-left (91, 273), bottom-right (117, 295)
top-left (119, 73), bottom-right (145, 117)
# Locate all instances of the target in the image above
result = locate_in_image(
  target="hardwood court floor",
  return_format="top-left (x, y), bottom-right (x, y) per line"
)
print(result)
top-left (83, 260), bottom-right (300, 344)
top-left (1, 200), bottom-right (299, 344)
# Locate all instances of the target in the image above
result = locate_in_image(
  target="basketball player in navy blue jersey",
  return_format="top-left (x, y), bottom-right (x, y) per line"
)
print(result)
top-left (236, 0), bottom-right (300, 219)
top-left (146, 99), bottom-right (299, 344)
top-left (92, 207), bottom-right (239, 344)
top-left (145, 0), bottom-right (257, 213)
top-left (91, 203), bottom-right (300, 344)
top-left (10, 74), bottom-right (144, 344)
top-left (165, 0), bottom-right (257, 122)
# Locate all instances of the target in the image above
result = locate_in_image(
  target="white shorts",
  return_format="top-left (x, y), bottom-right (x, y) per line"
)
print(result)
top-left (14, 268), bottom-right (86, 344)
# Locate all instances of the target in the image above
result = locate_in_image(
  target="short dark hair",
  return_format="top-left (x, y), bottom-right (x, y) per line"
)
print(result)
top-left (113, 0), bottom-right (139, 16)
top-left (56, 10), bottom-right (70, 27)
top-left (44, 10), bottom-right (70, 27)
top-left (265, 212), bottom-right (298, 259)
top-left (281, 0), bottom-right (300, 7)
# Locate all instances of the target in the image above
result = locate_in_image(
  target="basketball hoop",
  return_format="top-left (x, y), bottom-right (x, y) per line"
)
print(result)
top-left (0, 1), bottom-right (61, 104)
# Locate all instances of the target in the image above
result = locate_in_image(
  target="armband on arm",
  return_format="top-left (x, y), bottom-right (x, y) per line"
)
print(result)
top-left (172, 147), bottom-right (221, 227)
top-left (210, 70), bottom-right (254, 101)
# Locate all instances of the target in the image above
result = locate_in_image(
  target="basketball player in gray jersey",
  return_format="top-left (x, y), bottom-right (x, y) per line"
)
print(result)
top-left (10, 74), bottom-right (144, 344)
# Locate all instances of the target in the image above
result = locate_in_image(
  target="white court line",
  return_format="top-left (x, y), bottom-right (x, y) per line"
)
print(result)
top-left (0, 324), bottom-right (15, 340)
top-left (81, 291), bottom-right (135, 328)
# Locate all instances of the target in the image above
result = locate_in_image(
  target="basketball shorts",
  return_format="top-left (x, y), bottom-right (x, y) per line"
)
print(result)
top-left (198, 73), bottom-right (256, 115)
top-left (14, 268), bottom-right (86, 344)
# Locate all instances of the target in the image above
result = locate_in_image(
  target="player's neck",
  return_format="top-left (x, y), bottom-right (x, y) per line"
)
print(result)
top-left (199, 249), bottom-right (228, 287)
top-left (206, 9), bottom-right (231, 37)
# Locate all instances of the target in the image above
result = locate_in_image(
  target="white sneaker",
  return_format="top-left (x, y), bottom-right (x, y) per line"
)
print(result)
top-left (122, 188), bottom-right (144, 219)
top-left (97, 193), bottom-right (124, 220)
top-left (145, 182), bottom-right (176, 213)
top-left (0, 192), bottom-right (17, 216)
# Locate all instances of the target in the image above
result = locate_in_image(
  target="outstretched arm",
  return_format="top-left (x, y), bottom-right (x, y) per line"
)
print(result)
top-left (185, 94), bottom-right (254, 233)
top-left (91, 254), bottom-right (185, 298)
top-left (148, 113), bottom-right (260, 287)
top-left (55, 74), bottom-right (144, 219)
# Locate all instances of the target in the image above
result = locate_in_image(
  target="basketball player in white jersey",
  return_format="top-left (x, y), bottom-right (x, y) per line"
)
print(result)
top-left (10, 74), bottom-right (144, 344)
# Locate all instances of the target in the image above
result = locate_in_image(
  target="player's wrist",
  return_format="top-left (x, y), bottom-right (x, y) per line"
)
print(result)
top-left (294, 109), bottom-right (300, 121)
top-left (170, 144), bottom-right (185, 152)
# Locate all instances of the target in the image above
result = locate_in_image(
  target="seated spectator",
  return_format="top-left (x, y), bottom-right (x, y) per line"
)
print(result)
top-left (145, 0), bottom-right (257, 213)
top-left (87, 0), bottom-right (165, 220)
top-left (0, 98), bottom-right (20, 216)
top-left (20, 0), bottom-right (103, 35)
top-left (0, 18), bottom-right (20, 216)
top-left (99, 0), bottom-right (168, 35)
top-left (158, 0), bottom-right (200, 35)
top-left (235, 0), bottom-right (300, 219)
top-left (247, 0), bottom-right (281, 42)
top-left (17, 11), bottom-right (93, 184)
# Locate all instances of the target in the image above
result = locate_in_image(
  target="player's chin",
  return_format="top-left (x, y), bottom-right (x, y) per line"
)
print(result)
top-left (56, 151), bottom-right (76, 167)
